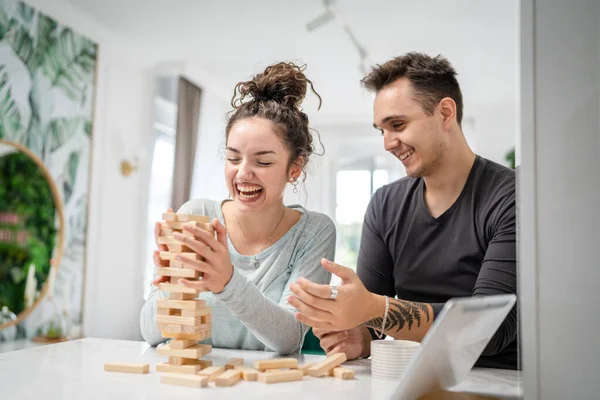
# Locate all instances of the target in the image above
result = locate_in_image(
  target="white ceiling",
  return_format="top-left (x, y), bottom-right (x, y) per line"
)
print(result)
top-left (66, 0), bottom-right (518, 128)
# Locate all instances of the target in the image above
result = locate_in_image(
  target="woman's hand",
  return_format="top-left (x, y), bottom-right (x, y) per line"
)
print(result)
top-left (172, 218), bottom-right (233, 294)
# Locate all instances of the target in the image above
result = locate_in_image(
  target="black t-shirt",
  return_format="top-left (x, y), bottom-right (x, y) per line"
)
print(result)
top-left (357, 155), bottom-right (518, 370)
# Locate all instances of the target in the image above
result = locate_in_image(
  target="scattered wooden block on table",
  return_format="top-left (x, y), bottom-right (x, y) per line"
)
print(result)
top-left (104, 362), bottom-right (149, 374)
top-left (157, 343), bottom-right (212, 359)
top-left (307, 353), bottom-right (347, 377)
top-left (225, 358), bottom-right (244, 369)
top-left (167, 357), bottom-right (212, 367)
top-left (253, 358), bottom-right (298, 371)
top-left (160, 373), bottom-right (208, 388)
top-left (258, 369), bottom-right (304, 384)
top-left (215, 369), bottom-right (242, 387)
top-left (330, 367), bottom-right (355, 380)
top-left (197, 366), bottom-right (226, 382)
top-left (157, 299), bottom-right (206, 310)
top-left (156, 362), bottom-right (204, 374)
top-left (234, 365), bottom-right (259, 381)
top-left (297, 362), bottom-right (317, 375)
top-left (169, 339), bottom-right (197, 349)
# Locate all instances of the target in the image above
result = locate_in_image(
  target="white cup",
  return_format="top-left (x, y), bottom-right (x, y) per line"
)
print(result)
top-left (371, 339), bottom-right (421, 381)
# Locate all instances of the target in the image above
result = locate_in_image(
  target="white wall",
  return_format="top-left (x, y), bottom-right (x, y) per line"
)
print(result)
top-left (23, 0), bottom-right (155, 340)
top-left (520, 0), bottom-right (600, 398)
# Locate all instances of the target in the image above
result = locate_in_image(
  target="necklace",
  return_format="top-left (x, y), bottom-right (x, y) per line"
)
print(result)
top-left (235, 207), bottom-right (286, 268)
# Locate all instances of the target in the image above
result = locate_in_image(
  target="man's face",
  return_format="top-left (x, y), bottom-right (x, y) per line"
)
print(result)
top-left (373, 77), bottom-right (445, 178)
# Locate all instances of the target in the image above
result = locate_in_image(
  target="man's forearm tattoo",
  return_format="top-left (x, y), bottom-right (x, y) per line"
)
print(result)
top-left (360, 299), bottom-right (432, 332)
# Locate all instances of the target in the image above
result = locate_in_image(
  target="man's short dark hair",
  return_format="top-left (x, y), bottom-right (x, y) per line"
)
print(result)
top-left (361, 52), bottom-right (463, 125)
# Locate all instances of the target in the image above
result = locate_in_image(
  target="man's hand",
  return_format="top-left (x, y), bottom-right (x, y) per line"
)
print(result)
top-left (313, 326), bottom-right (370, 360)
top-left (288, 259), bottom-right (384, 330)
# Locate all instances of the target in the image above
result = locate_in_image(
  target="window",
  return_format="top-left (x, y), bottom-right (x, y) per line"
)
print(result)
top-left (334, 166), bottom-right (390, 270)
top-left (143, 97), bottom-right (177, 298)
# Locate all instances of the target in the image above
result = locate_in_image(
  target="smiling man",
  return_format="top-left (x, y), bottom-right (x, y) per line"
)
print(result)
top-left (289, 52), bottom-right (518, 370)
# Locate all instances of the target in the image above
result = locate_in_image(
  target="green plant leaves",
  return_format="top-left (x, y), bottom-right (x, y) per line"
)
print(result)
top-left (0, 64), bottom-right (24, 139)
top-left (41, 29), bottom-right (97, 102)
top-left (49, 117), bottom-right (85, 152)
top-left (63, 151), bottom-right (80, 203)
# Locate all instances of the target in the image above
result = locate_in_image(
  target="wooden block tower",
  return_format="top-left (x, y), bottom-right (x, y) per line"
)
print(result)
top-left (155, 212), bottom-right (214, 375)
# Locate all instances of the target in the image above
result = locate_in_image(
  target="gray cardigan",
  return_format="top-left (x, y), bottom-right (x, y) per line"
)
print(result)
top-left (140, 199), bottom-right (335, 354)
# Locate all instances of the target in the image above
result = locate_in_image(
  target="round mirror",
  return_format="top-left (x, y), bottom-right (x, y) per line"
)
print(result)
top-left (0, 139), bottom-right (64, 332)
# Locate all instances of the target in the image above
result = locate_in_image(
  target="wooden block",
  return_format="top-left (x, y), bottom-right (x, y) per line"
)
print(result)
top-left (157, 314), bottom-right (205, 326)
top-left (253, 358), bottom-right (298, 371)
top-left (157, 299), bottom-right (206, 310)
top-left (161, 329), bottom-right (211, 341)
top-left (167, 244), bottom-right (193, 253)
top-left (160, 373), bottom-right (208, 388)
top-left (307, 353), bottom-right (347, 377)
top-left (156, 267), bottom-right (200, 279)
top-left (161, 220), bottom-right (197, 230)
top-left (169, 259), bottom-right (184, 268)
top-left (202, 314), bottom-right (212, 324)
top-left (298, 363), bottom-right (317, 376)
top-left (225, 358), bottom-right (244, 369)
top-left (265, 369), bottom-right (282, 373)
top-left (160, 227), bottom-right (174, 236)
top-left (158, 323), bottom-right (211, 334)
top-left (167, 357), bottom-right (212, 368)
top-left (331, 367), bottom-right (355, 380)
top-left (169, 292), bottom-right (197, 300)
top-left (162, 212), bottom-right (177, 221)
top-left (169, 339), bottom-right (197, 349)
top-left (157, 236), bottom-right (182, 245)
top-left (215, 369), bottom-right (242, 387)
top-left (104, 362), bottom-right (149, 374)
top-left (197, 366), bottom-right (225, 382)
top-left (176, 214), bottom-right (210, 223)
top-left (157, 343), bottom-right (212, 358)
top-left (234, 365), bottom-right (259, 381)
top-left (257, 369), bottom-right (303, 384)
top-left (159, 283), bottom-right (199, 295)
top-left (156, 362), bottom-right (203, 374)
top-left (203, 222), bottom-right (215, 234)
top-left (157, 308), bottom-right (180, 316)
top-left (180, 307), bottom-right (211, 317)
top-left (159, 251), bottom-right (199, 261)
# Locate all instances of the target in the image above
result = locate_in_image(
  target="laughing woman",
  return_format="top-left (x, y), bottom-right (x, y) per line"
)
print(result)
top-left (140, 62), bottom-right (336, 355)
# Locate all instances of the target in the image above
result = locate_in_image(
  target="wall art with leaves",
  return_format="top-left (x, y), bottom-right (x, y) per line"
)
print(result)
top-left (0, 0), bottom-right (97, 336)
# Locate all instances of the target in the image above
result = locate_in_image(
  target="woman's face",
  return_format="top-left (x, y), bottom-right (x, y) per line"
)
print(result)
top-left (225, 117), bottom-right (301, 214)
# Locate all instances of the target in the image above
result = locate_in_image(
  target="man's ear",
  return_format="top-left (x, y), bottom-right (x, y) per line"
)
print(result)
top-left (439, 97), bottom-right (457, 129)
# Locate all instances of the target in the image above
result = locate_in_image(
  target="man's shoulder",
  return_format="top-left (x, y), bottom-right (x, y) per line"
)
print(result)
top-left (474, 157), bottom-right (516, 199)
top-left (374, 175), bottom-right (420, 201)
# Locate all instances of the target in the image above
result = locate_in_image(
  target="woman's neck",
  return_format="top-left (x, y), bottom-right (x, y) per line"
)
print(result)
top-left (223, 200), bottom-right (287, 247)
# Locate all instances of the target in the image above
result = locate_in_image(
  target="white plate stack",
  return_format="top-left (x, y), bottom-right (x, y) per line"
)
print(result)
top-left (371, 339), bottom-right (421, 381)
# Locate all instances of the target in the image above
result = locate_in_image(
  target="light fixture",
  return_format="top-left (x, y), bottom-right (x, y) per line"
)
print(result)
top-left (306, 0), bottom-right (371, 75)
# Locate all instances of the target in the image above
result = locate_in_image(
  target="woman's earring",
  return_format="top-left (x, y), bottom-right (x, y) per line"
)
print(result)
top-left (290, 178), bottom-right (299, 194)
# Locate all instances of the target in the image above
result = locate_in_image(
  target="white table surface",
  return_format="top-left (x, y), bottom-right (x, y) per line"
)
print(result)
top-left (0, 338), bottom-right (522, 399)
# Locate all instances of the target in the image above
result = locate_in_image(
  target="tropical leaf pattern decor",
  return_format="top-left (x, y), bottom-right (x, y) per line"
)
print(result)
top-left (0, 0), bottom-right (97, 336)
